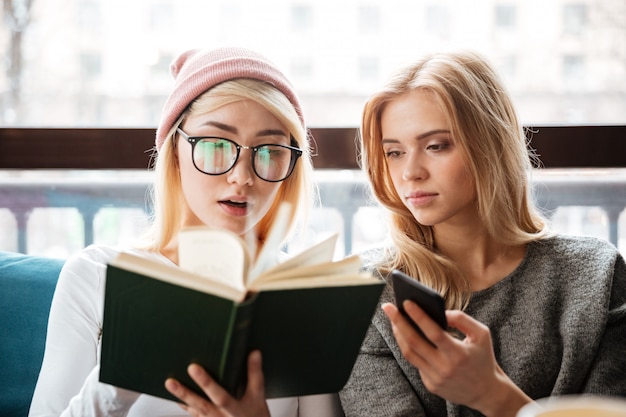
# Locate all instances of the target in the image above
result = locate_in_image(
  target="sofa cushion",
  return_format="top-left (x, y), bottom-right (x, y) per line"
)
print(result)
top-left (0, 251), bottom-right (65, 417)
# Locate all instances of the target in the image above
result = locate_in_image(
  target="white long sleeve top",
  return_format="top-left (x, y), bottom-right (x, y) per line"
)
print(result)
top-left (29, 244), bottom-right (343, 417)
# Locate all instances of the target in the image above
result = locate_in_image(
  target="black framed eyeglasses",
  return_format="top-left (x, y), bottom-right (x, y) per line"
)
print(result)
top-left (177, 128), bottom-right (303, 183)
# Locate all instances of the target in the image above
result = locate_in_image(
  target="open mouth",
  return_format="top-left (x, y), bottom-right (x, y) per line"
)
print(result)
top-left (220, 200), bottom-right (247, 209)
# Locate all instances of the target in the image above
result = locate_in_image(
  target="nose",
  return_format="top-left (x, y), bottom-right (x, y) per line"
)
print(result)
top-left (401, 151), bottom-right (427, 182)
top-left (227, 148), bottom-right (254, 186)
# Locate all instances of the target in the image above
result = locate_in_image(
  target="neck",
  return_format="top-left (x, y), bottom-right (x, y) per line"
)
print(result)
top-left (434, 224), bottom-right (526, 292)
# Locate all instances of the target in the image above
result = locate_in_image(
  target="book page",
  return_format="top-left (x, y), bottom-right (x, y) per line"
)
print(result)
top-left (178, 227), bottom-right (249, 292)
top-left (251, 254), bottom-right (363, 289)
top-left (265, 233), bottom-right (338, 275)
top-left (247, 202), bottom-right (292, 285)
top-left (110, 252), bottom-right (245, 302)
top-left (253, 272), bottom-right (380, 291)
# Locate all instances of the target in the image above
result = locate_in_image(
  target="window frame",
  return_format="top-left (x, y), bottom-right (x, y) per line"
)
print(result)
top-left (1, 125), bottom-right (624, 170)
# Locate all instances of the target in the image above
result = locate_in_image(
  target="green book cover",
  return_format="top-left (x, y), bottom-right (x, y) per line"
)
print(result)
top-left (99, 256), bottom-right (384, 402)
top-left (99, 265), bottom-right (256, 401)
top-left (249, 284), bottom-right (384, 398)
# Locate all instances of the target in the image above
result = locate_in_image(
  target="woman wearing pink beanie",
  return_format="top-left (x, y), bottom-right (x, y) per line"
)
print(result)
top-left (29, 47), bottom-right (344, 417)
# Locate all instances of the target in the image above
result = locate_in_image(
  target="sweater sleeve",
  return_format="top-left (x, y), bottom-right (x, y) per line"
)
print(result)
top-left (581, 251), bottom-right (626, 395)
top-left (28, 246), bottom-right (140, 417)
top-left (339, 283), bottom-right (429, 417)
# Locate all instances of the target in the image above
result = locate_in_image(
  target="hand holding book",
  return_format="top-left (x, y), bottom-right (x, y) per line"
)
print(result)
top-left (165, 353), bottom-right (271, 417)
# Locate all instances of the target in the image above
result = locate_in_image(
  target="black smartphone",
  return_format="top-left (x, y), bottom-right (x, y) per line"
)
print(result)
top-left (391, 270), bottom-right (447, 341)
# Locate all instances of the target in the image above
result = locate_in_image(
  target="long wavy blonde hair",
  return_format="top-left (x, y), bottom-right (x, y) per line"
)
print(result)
top-left (360, 51), bottom-right (549, 309)
top-left (141, 78), bottom-right (315, 254)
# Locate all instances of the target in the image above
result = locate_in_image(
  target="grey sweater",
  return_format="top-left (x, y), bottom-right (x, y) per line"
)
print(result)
top-left (339, 235), bottom-right (626, 417)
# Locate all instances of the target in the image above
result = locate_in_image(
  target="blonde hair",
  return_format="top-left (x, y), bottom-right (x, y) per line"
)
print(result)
top-left (141, 78), bottom-right (314, 253)
top-left (361, 51), bottom-right (548, 309)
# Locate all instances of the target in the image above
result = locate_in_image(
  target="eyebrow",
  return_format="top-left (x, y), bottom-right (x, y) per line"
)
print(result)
top-left (202, 121), bottom-right (288, 138)
top-left (381, 129), bottom-right (451, 144)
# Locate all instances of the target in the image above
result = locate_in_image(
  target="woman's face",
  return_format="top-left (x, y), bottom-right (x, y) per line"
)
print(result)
top-left (177, 99), bottom-right (288, 237)
top-left (380, 89), bottom-right (477, 228)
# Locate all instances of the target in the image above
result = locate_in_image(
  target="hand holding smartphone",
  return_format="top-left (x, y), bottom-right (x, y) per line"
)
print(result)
top-left (391, 270), bottom-right (447, 343)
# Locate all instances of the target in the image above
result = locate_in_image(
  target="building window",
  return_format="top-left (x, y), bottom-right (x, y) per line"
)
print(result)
top-left (563, 54), bottom-right (585, 84)
top-left (149, 3), bottom-right (174, 30)
top-left (358, 56), bottom-right (379, 81)
top-left (425, 5), bottom-right (450, 39)
top-left (77, 1), bottom-right (100, 31)
top-left (151, 53), bottom-right (174, 76)
top-left (80, 52), bottom-right (102, 79)
top-left (219, 4), bottom-right (240, 26)
top-left (291, 4), bottom-right (313, 32)
top-left (358, 5), bottom-right (380, 34)
top-left (500, 54), bottom-right (517, 80)
top-left (291, 57), bottom-right (314, 79)
top-left (495, 4), bottom-right (516, 29)
top-left (563, 3), bottom-right (587, 35)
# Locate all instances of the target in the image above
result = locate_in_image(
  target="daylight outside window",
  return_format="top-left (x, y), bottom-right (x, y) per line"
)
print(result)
top-left (1, 0), bottom-right (625, 256)
top-left (2, 0), bottom-right (625, 127)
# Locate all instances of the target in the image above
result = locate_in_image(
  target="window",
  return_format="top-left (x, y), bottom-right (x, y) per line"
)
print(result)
top-left (1, 0), bottom-right (625, 127)
top-left (499, 54), bottom-right (518, 81)
top-left (79, 53), bottom-right (102, 79)
top-left (2, 0), bottom-right (626, 258)
top-left (563, 54), bottom-right (585, 82)
top-left (77, 1), bottom-right (100, 31)
top-left (563, 3), bottom-right (587, 35)
top-left (358, 5), bottom-right (380, 33)
top-left (149, 3), bottom-right (174, 30)
top-left (291, 4), bottom-right (313, 32)
top-left (425, 5), bottom-right (450, 39)
top-left (151, 52), bottom-right (174, 76)
top-left (358, 56), bottom-right (379, 81)
top-left (495, 4), bottom-right (516, 29)
top-left (291, 57), bottom-right (314, 79)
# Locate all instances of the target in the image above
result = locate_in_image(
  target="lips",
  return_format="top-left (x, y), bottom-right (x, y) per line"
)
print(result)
top-left (405, 192), bottom-right (437, 206)
top-left (218, 199), bottom-right (249, 217)
top-left (220, 200), bottom-right (247, 208)
top-left (219, 193), bottom-right (249, 207)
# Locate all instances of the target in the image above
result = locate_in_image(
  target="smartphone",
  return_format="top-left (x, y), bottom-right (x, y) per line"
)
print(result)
top-left (391, 270), bottom-right (447, 341)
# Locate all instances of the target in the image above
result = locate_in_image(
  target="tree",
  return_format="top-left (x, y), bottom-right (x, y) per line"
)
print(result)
top-left (2, 0), bottom-right (34, 124)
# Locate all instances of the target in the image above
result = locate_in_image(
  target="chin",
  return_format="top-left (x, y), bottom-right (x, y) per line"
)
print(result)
top-left (409, 211), bottom-right (434, 227)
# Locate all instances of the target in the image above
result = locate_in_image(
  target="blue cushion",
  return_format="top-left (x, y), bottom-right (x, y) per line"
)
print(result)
top-left (0, 251), bottom-right (64, 417)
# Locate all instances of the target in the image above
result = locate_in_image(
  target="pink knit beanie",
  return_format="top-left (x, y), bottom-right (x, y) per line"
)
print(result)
top-left (155, 47), bottom-right (304, 151)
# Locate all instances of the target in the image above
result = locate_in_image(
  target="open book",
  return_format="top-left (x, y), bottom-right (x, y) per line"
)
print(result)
top-left (99, 205), bottom-right (384, 402)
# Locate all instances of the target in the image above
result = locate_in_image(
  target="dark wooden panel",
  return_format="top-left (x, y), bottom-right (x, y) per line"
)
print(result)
top-left (0, 125), bottom-right (625, 170)
top-left (526, 125), bottom-right (626, 168)
top-left (309, 127), bottom-right (359, 169)
top-left (0, 128), bottom-right (156, 169)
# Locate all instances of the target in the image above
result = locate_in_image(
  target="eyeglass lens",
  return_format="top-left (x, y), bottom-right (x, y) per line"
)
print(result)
top-left (193, 138), bottom-right (296, 182)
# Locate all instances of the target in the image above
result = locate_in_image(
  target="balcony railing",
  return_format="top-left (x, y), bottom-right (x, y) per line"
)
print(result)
top-left (1, 168), bottom-right (625, 257)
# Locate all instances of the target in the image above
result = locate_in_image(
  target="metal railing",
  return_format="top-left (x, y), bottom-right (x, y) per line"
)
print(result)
top-left (1, 169), bottom-right (625, 257)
